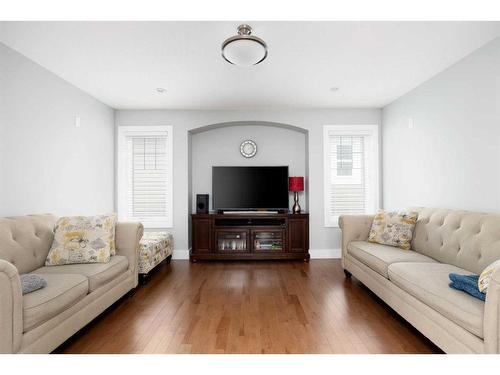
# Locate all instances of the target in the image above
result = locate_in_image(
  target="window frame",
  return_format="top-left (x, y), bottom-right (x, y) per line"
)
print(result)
top-left (323, 124), bottom-right (380, 228)
top-left (117, 125), bottom-right (173, 228)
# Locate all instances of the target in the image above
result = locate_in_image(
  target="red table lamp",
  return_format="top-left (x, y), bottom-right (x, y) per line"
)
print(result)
top-left (289, 176), bottom-right (304, 214)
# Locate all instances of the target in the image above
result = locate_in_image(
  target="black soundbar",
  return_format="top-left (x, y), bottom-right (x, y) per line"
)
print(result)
top-left (214, 218), bottom-right (286, 227)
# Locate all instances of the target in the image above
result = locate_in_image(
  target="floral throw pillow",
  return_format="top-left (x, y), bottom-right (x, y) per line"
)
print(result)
top-left (368, 211), bottom-right (419, 250)
top-left (45, 214), bottom-right (116, 265)
top-left (478, 259), bottom-right (500, 293)
top-left (108, 213), bottom-right (117, 255)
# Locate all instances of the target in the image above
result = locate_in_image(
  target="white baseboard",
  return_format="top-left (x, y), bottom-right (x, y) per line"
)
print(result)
top-left (171, 248), bottom-right (340, 260)
top-left (309, 248), bottom-right (341, 259)
top-left (172, 249), bottom-right (190, 260)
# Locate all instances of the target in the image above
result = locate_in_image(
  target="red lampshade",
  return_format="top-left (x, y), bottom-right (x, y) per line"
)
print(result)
top-left (289, 176), bottom-right (304, 192)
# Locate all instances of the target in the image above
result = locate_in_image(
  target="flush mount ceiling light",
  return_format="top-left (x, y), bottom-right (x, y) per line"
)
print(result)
top-left (221, 24), bottom-right (268, 67)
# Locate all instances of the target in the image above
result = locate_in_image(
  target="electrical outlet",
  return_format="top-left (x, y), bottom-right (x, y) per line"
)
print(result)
top-left (75, 116), bottom-right (81, 128)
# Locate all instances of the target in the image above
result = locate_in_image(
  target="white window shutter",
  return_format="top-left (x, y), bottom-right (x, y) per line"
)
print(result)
top-left (329, 135), bottom-right (366, 215)
top-left (323, 125), bottom-right (379, 227)
top-left (118, 126), bottom-right (173, 228)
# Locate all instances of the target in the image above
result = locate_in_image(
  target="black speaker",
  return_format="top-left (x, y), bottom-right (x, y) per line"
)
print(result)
top-left (196, 194), bottom-right (209, 214)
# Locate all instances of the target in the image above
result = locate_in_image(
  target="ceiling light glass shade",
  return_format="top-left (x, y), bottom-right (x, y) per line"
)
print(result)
top-left (222, 25), bottom-right (268, 66)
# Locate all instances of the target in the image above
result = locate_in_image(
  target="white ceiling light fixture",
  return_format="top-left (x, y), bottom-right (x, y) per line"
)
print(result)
top-left (221, 24), bottom-right (268, 67)
top-left (156, 87), bottom-right (166, 93)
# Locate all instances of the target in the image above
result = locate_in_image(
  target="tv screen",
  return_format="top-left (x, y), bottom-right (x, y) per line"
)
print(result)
top-left (212, 166), bottom-right (289, 211)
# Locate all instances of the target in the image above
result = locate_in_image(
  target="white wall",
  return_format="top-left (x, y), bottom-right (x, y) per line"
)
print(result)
top-left (0, 42), bottom-right (115, 216)
top-left (382, 37), bottom-right (500, 212)
top-left (0, 47), bottom-right (5, 204)
top-left (115, 109), bottom-right (381, 258)
top-left (191, 123), bottom-right (307, 212)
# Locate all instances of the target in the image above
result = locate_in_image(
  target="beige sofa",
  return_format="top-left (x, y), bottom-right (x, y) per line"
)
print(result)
top-left (0, 214), bottom-right (143, 354)
top-left (339, 207), bottom-right (500, 354)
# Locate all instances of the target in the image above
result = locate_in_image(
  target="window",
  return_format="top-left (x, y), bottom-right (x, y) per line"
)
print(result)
top-left (118, 126), bottom-right (173, 228)
top-left (323, 125), bottom-right (379, 227)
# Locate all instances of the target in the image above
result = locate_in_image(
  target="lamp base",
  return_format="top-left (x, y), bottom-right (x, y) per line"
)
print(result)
top-left (292, 191), bottom-right (301, 214)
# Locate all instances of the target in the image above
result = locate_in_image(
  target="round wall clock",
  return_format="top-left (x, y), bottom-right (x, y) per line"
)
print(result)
top-left (240, 140), bottom-right (257, 158)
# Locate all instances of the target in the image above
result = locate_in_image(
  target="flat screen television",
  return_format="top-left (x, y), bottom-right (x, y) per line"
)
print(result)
top-left (212, 166), bottom-right (289, 212)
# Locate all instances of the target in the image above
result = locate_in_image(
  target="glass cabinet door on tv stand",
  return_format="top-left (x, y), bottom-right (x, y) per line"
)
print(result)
top-left (251, 228), bottom-right (286, 252)
top-left (216, 229), bottom-right (249, 253)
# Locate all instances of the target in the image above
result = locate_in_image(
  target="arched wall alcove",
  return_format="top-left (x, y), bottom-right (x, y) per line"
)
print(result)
top-left (187, 121), bottom-right (309, 247)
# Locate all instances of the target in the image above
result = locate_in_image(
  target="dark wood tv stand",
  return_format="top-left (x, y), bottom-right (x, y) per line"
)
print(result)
top-left (190, 212), bottom-right (309, 262)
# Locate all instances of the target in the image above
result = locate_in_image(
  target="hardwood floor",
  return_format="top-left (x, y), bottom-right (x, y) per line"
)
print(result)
top-left (56, 260), bottom-right (442, 354)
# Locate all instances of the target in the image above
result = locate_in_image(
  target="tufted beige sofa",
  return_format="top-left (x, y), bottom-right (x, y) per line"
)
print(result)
top-left (339, 207), bottom-right (500, 354)
top-left (0, 214), bottom-right (143, 353)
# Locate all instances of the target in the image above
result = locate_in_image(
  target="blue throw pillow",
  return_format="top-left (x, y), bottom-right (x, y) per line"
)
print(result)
top-left (21, 274), bottom-right (47, 295)
top-left (448, 273), bottom-right (485, 301)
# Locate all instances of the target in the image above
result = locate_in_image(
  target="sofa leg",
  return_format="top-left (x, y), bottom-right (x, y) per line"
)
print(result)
top-left (344, 269), bottom-right (352, 279)
top-left (138, 273), bottom-right (149, 285)
top-left (127, 287), bottom-right (137, 298)
top-left (166, 254), bottom-right (172, 264)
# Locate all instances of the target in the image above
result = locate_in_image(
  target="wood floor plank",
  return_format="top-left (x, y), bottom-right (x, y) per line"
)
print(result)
top-left (55, 259), bottom-right (442, 354)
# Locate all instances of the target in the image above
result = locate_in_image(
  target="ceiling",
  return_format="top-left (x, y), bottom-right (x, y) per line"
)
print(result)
top-left (1, 21), bottom-right (499, 110)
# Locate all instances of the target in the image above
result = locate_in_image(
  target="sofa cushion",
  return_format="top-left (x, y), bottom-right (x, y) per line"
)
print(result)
top-left (410, 207), bottom-right (500, 275)
top-left (0, 214), bottom-right (57, 274)
top-left (35, 255), bottom-right (128, 292)
top-left (348, 241), bottom-right (437, 278)
top-left (388, 262), bottom-right (485, 338)
top-left (23, 273), bottom-right (88, 332)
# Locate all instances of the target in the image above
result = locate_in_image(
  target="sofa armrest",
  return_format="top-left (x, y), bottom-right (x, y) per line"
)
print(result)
top-left (338, 215), bottom-right (374, 269)
top-left (484, 268), bottom-right (500, 353)
top-left (115, 222), bottom-right (144, 287)
top-left (0, 259), bottom-right (23, 353)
